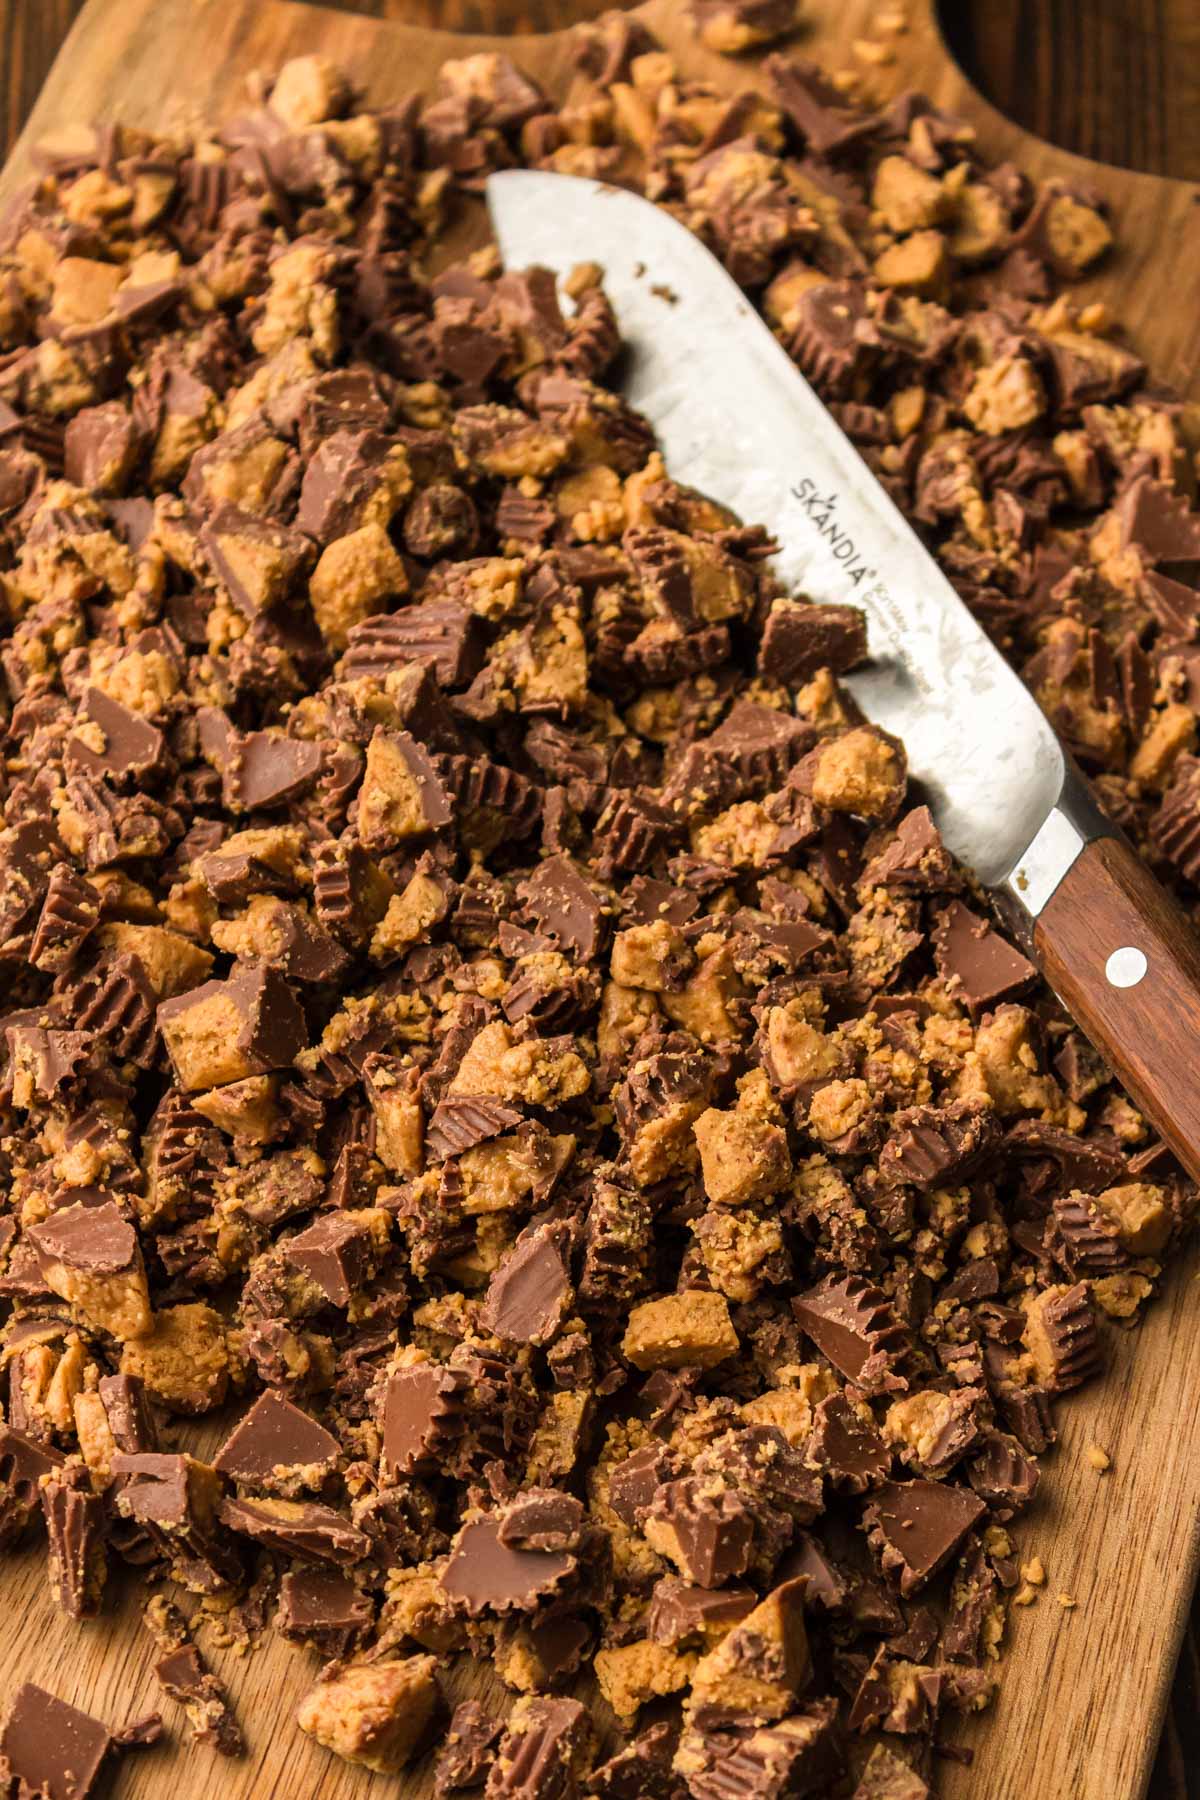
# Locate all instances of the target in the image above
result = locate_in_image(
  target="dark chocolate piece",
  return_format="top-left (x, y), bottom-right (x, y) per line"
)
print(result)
top-left (213, 1390), bottom-right (340, 1493)
top-left (865, 1479), bottom-right (987, 1595)
top-left (932, 900), bottom-right (1037, 1014)
top-left (0, 1684), bottom-right (113, 1800)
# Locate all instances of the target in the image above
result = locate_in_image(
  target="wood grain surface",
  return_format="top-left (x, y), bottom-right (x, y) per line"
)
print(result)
top-left (939, 0), bottom-right (1200, 180)
top-left (0, 2), bottom-right (1198, 1798)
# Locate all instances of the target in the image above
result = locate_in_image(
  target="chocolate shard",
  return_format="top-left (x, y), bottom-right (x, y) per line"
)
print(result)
top-left (425, 1093), bottom-right (523, 1161)
top-left (440, 1512), bottom-right (576, 1616)
top-left (224, 730), bottom-right (323, 812)
top-left (805, 1393), bottom-right (891, 1494)
top-left (864, 1479), bottom-right (987, 1595)
top-left (932, 899), bottom-right (1037, 1014)
top-left (966, 1432), bottom-right (1041, 1519)
top-left (218, 1495), bottom-right (370, 1565)
top-left (673, 1698), bottom-right (842, 1800)
top-left (517, 854), bottom-right (608, 961)
top-left (213, 1389), bottom-right (340, 1493)
top-left (644, 1477), bottom-right (756, 1589)
top-left (342, 601), bottom-right (487, 689)
top-left (757, 598), bottom-right (867, 683)
top-left (850, 1744), bottom-right (930, 1800)
top-left (586, 1722), bottom-right (684, 1800)
top-left (276, 1568), bottom-right (374, 1657)
top-left (485, 1697), bottom-right (594, 1799)
top-left (646, 1576), bottom-right (757, 1648)
top-left (380, 1361), bottom-right (469, 1481)
top-left (42, 1462), bottom-right (108, 1621)
top-left (877, 1100), bottom-right (1000, 1191)
top-left (158, 961), bottom-right (307, 1091)
top-left (436, 1700), bottom-right (503, 1796)
top-left (792, 1274), bottom-right (909, 1395)
top-left (479, 1219), bottom-right (574, 1347)
top-left (144, 1596), bottom-right (245, 1756)
top-left (281, 1207), bottom-right (389, 1307)
top-left (65, 686), bottom-right (167, 784)
top-left (0, 1683), bottom-right (114, 1800)
top-left (29, 863), bottom-right (101, 972)
top-left (0, 1426), bottom-right (65, 1546)
top-left (859, 806), bottom-right (956, 892)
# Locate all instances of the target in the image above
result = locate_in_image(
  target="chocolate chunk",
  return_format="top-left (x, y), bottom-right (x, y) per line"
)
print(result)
top-left (932, 900), bottom-right (1036, 1013)
top-left (29, 863), bottom-right (101, 973)
top-left (42, 1462), bottom-right (107, 1620)
top-left (224, 731), bottom-right (323, 812)
top-left (158, 962), bottom-right (307, 1091)
top-left (0, 1426), bottom-right (64, 1545)
top-left (111, 1453), bottom-right (242, 1590)
top-left (342, 601), bottom-right (487, 689)
top-left (485, 1697), bottom-right (592, 1799)
top-left (282, 1208), bottom-right (387, 1307)
top-left (64, 402), bottom-right (139, 491)
top-left (586, 1722), bottom-right (684, 1800)
top-left (381, 1362), bottom-right (468, 1480)
top-left (0, 1684), bottom-right (114, 1800)
top-left (496, 1489), bottom-right (585, 1552)
top-left (1023, 1280), bottom-right (1102, 1391)
top-left (213, 1389), bottom-right (340, 1492)
top-left (758, 599), bottom-right (868, 683)
top-left (358, 727), bottom-right (454, 848)
top-left (218, 1495), bottom-right (370, 1565)
top-left (276, 1568), bottom-right (374, 1656)
top-left (966, 1432), bottom-right (1041, 1519)
top-left (1115, 474), bottom-right (1200, 565)
top-left (479, 1220), bottom-right (573, 1347)
top-left (878, 1100), bottom-right (999, 1191)
top-left (607, 1445), bottom-right (671, 1529)
top-left (865, 1479), bottom-right (987, 1595)
top-left (440, 1514), bottom-right (575, 1615)
top-left (806, 1393), bottom-right (891, 1493)
top-left (646, 1575), bottom-right (757, 1646)
top-left (792, 1274), bottom-right (909, 1394)
top-left (425, 1093), bottom-right (523, 1160)
top-left (517, 854), bottom-right (607, 960)
top-left (644, 1477), bottom-right (755, 1588)
top-left (675, 1699), bottom-right (842, 1800)
top-left (66, 687), bottom-right (166, 783)
top-left (436, 1700), bottom-right (503, 1795)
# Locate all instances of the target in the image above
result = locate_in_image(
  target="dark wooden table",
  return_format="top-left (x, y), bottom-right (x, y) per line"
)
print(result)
top-left (0, 1), bottom-right (1197, 1793)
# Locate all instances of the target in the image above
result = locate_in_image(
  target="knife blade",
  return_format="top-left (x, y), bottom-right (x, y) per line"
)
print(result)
top-left (487, 169), bottom-right (1080, 905)
top-left (487, 168), bottom-right (1200, 1187)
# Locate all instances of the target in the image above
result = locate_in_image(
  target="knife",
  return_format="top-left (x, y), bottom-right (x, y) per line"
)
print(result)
top-left (487, 169), bottom-right (1200, 1185)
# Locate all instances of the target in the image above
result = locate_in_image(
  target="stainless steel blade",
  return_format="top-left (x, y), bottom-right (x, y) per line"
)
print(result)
top-left (487, 171), bottom-right (1067, 890)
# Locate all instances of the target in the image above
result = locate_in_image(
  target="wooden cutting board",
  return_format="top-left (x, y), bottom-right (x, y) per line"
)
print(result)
top-left (1, 3), bottom-right (1199, 1797)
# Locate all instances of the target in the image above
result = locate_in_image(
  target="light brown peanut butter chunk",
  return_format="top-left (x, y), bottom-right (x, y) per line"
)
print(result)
top-left (622, 1290), bottom-right (739, 1371)
top-left (296, 1654), bottom-right (440, 1773)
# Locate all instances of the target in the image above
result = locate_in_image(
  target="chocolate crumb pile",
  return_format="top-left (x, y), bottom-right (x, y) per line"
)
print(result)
top-left (0, 21), bottom-right (1196, 1800)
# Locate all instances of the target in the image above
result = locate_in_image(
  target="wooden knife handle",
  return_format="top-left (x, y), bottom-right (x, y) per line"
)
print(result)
top-left (1034, 832), bottom-right (1200, 1183)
